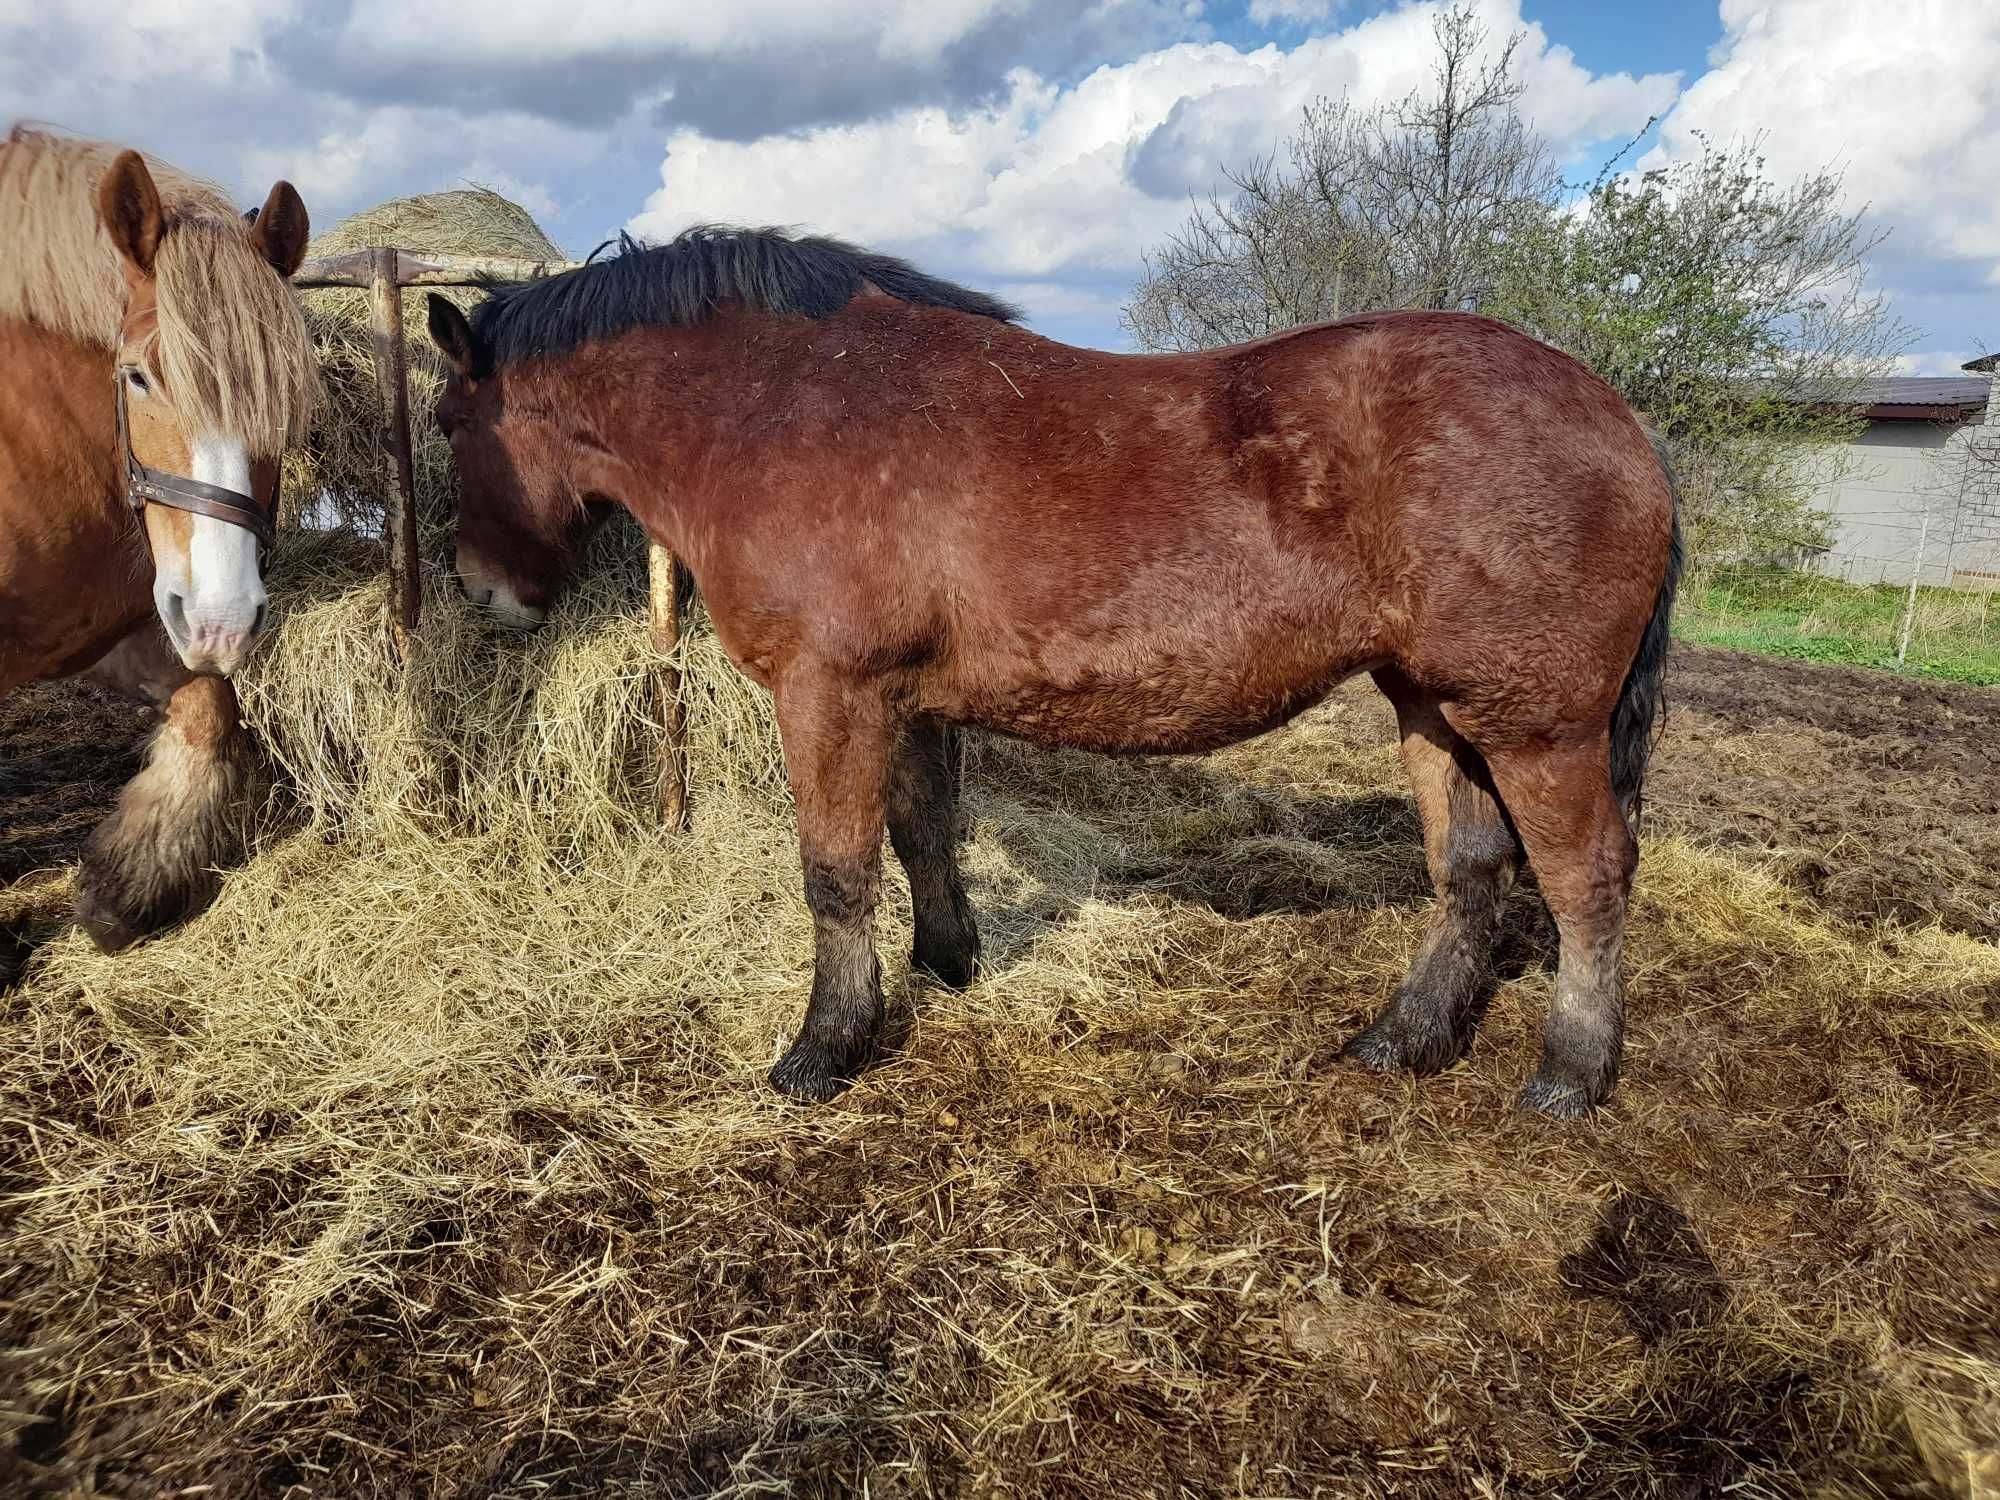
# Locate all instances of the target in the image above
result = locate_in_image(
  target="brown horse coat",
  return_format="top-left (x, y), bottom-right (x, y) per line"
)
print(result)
top-left (430, 229), bottom-right (1680, 1117)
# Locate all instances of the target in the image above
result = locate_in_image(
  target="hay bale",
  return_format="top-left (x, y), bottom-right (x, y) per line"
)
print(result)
top-left (287, 188), bottom-right (565, 532)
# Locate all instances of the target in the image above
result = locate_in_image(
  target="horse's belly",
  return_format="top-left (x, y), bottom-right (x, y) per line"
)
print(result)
top-left (945, 646), bottom-right (1368, 754)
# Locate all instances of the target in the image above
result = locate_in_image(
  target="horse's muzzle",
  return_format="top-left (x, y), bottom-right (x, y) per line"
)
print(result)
top-left (158, 584), bottom-right (268, 676)
top-left (457, 558), bottom-right (549, 629)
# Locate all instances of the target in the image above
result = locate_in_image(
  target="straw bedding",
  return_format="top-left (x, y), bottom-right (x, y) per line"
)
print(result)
top-left (2, 574), bottom-right (1993, 1496)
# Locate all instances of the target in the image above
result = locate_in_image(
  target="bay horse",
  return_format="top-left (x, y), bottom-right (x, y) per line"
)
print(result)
top-left (0, 126), bottom-right (315, 950)
top-left (427, 226), bottom-right (1681, 1118)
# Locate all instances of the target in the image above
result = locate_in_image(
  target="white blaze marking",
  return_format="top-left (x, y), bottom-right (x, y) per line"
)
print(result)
top-left (185, 436), bottom-right (265, 635)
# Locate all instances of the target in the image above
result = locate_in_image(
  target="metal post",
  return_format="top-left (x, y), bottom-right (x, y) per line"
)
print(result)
top-left (1896, 502), bottom-right (1931, 670)
top-left (648, 541), bottom-right (690, 829)
top-left (368, 247), bottom-right (421, 652)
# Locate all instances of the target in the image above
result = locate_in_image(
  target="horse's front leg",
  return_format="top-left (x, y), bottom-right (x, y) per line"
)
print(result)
top-left (768, 667), bottom-right (894, 1102)
top-left (73, 626), bottom-right (261, 952)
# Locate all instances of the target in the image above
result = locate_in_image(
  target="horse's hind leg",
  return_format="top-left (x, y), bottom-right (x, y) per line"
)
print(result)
top-left (888, 720), bottom-right (980, 988)
top-left (1345, 674), bottom-right (1521, 1076)
top-left (1481, 734), bottom-right (1637, 1118)
top-left (74, 631), bottom-right (260, 952)
top-left (768, 670), bottom-right (894, 1103)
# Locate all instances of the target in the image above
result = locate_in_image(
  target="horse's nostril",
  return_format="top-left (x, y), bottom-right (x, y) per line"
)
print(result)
top-left (163, 591), bottom-right (190, 642)
top-left (250, 602), bottom-right (268, 637)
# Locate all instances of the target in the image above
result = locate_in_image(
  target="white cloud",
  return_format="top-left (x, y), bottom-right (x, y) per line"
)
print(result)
top-left (331, 0), bottom-right (1020, 68)
top-left (1646, 0), bottom-right (2000, 279)
top-left (234, 107), bottom-right (587, 231)
top-left (631, 0), bottom-right (1677, 283)
top-left (1, 0), bottom-right (294, 86)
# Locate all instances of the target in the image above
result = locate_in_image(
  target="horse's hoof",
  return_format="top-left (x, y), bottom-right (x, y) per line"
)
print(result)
top-left (913, 942), bottom-right (979, 990)
top-left (1341, 1010), bottom-right (1460, 1075)
top-left (1515, 1070), bottom-right (1606, 1120)
top-left (769, 1039), bottom-right (858, 1103)
top-left (72, 870), bottom-right (153, 954)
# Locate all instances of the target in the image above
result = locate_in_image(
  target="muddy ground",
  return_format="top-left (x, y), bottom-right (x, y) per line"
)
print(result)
top-left (1, 643), bottom-right (1996, 1499)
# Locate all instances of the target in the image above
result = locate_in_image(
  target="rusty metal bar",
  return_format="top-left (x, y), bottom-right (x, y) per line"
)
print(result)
top-left (647, 542), bottom-right (690, 829)
top-left (297, 249), bottom-right (583, 290)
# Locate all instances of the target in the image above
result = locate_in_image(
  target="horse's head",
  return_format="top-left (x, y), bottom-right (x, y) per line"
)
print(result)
top-left (425, 293), bottom-right (608, 628)
top-left (99, 150), bottom-right (312, 675)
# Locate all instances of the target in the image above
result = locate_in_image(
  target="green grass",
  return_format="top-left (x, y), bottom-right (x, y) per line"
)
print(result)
top-left (1676, 566), bottom-right (2000, 686)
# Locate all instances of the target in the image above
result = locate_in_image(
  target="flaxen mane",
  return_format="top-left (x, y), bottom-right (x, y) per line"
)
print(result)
top-left (0, 125), bottom-right (315, 455)
top-left (470, 225), bottom-right (1021, 370)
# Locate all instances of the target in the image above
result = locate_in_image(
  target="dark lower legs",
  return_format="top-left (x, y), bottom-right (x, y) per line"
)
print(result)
top-left (1348, 675), bottom-right (1638, 1117)
top-left (1487, 739), bottom-right (1637, 1118)
top-left (890, 722), bottom-right (980, 988)
top-left (763, 663), bottom-right (1634, 1117)
top-left (768, 684), bottom-right (977, 1103)
top-left (1345, 683), bottom-right (1521, 1076)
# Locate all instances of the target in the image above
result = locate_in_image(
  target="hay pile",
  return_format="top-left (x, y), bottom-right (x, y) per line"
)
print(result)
top-left (2, 555), bottom-right (1996, 1496)
top-left (288, 188), bottom-right (566, 531)
top-left (233, 519), bottom-right (779, 847)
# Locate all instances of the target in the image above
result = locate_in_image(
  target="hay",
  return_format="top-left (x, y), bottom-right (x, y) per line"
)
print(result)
top-left (234, 519), bottom-right (780, 848)
top-left (288, 188), bottom-right (565, 531)
top-left (3, 583), bottom-right (1996, 1493)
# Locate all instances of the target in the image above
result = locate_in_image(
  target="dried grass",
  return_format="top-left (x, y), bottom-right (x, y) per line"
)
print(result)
top-left (2, 529), bottom-right (1995, 1495)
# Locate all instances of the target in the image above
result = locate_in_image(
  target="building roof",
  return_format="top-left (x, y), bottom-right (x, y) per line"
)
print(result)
top-left (1852, 376), bottom-right (1990, 406)
top-left (1840, 375), bottom-right (1990, 422)
top-left (1963, 354), bottom-right (1998, 373)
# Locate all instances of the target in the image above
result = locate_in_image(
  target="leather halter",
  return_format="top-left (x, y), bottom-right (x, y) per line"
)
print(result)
top-left (113, 364), bottom-right (277, 549)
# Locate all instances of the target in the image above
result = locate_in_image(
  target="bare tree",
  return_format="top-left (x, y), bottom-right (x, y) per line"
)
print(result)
top-left (1365, 4), bottom-right (1558, 310)
top-left (1123, 4), bottom-right (1557, 351)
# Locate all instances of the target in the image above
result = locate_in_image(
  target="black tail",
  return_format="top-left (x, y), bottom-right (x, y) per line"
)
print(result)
top-left (1610, 433), bottom-right (1685, 832)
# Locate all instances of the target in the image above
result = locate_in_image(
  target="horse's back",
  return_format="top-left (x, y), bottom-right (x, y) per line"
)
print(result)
top-left (916, 309), bottom-right (1675, 748)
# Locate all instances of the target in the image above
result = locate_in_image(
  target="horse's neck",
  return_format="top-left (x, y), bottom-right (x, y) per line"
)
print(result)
top-left (0, 319), bottom-right (121, 499)
top-left (552, 314), bottom-right (801, 546)
top-left (0, 319), bottom-right (149, 692)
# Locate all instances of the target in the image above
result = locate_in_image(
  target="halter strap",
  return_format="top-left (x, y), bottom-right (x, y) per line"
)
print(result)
top-left (113, 365), bottom-right (277, 548)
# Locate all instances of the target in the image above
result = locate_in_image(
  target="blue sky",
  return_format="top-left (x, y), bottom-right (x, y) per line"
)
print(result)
top-left (3, 1), bottom-right (1993, 370)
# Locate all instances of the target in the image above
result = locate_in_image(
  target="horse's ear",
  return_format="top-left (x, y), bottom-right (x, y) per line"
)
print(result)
top-left (427, 294), bottom-right (481, 379)
top-left (99, 150), bottom-right (164, 276)
top-left (250, 181), bottom-right (309, 279)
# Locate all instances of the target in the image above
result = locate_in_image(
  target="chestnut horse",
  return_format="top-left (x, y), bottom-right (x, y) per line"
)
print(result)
top-left (428, 227), bottom-right (1681, 1118)
top-left (0, 127), bottom-right (315, 949)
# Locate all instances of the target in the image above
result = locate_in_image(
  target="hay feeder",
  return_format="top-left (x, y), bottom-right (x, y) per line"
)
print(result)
top-left (293, 232), bottom-right (690, 827)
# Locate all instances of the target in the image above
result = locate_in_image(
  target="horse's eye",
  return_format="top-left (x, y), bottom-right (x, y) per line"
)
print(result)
top-left (127, 368), bottom-right (151, 396)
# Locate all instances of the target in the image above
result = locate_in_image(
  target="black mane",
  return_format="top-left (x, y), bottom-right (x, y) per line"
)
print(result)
top-left (470, 225), bottom-right (1023, 368)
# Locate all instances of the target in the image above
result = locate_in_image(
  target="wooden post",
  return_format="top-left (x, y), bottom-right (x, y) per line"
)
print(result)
top-left (368, 247), bottom-right (422, 651)
top-left (648, 542), bottom-right (690, 829)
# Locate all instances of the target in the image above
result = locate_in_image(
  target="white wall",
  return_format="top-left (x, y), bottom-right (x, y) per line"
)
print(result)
top-left (1810, 414), bottom-right (2000, 589)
